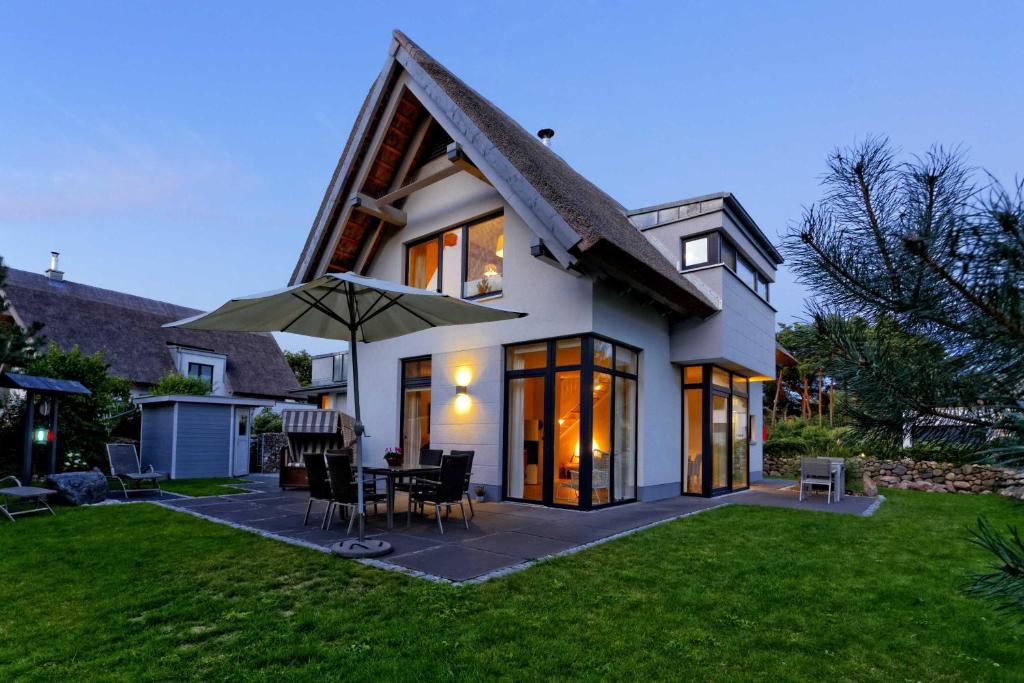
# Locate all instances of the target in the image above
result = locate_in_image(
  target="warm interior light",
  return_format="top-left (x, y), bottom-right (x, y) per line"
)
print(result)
top-left (747, 375), bottom-right (773, 382)
top-left (594, 382), bottom-right (603, 392)
top-left (454, 366), bottom-right (472, 387)
top-left (495, 234), bottom-right (504, 258)
top-left (454, 392), bottom-right (472, 414)
top-left (483, 263), bottom-right (499, 278)
top-left (558, 418), bottom-right (565, 426)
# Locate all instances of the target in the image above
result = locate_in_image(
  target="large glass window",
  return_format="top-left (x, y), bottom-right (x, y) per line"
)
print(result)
top-left (613, 375), bottom-right (637, 501)
top-left (405, 213), bottom-right (503, 299)
top-left (733, 395), bottom-right (749, 489)
top-left (553, 370), bottom-right (581, 507)
top-left (683, 364), bottom-right (751, 496)
top-left (506, 375), bottom-right (544, 502)
top-left (683, 388), bottom-right (703, 494)
top-left (505, 336), bottom-right (639, 509)
top-left (736, 255), bottom-right (756, 289)
top-left (712, 394), bottom-right (729, 490)
top-left (400, 357), bottom-right (431, 465)
top-left (463, 214), bottom-right (504, 298)
top-left (683, 236), bottom-right (710, 267)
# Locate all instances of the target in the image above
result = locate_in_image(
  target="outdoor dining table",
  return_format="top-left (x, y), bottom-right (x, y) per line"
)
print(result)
top-left (364, 464), bottom-right (441, 529)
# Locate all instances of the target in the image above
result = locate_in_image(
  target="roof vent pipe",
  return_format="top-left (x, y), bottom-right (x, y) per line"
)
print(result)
top-left (46, 251), bottom-right (64, 281)
top-left (537, 128), bottom-right (555, 147)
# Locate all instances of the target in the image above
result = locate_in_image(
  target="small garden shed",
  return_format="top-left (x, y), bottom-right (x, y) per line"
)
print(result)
top-left (136, 395), bottom-right (274, 479)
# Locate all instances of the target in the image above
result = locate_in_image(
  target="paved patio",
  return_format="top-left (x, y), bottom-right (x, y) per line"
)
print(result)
top-left (156, 475), bottom-right (881, 583)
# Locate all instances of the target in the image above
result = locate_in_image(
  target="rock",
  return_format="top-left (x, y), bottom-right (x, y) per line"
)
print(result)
top-left (932, 469), bottom-right (944, 477)
top-left (45, 471), bottom-right (108, 505)
top-left (894, 465), bottom-right (907, 476)
top-left (962, 464), bottom-right (975, 475)
top-left (953, 480), bottom-right (972, 490)
top-left (863, 474), bottom-right (878, 497)
top-left (945, 472), bottom-right (956, 481)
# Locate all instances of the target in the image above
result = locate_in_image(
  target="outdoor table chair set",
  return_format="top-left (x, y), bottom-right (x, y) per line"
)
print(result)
top-left (798, 457), bottom-right (846, 504)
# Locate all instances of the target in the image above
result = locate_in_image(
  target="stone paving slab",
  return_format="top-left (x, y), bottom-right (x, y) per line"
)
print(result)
top-left (157, 478), bottom-right (882, 584)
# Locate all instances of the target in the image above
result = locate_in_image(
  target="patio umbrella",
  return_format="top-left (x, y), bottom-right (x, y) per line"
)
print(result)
top-left (165, 272), bottom-right (525, 557)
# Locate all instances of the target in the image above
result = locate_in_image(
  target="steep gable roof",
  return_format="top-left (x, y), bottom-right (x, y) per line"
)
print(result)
top-left (293, 30), bottom-right (720, 318)
top-left (2, 268), bottom-right (301, 400)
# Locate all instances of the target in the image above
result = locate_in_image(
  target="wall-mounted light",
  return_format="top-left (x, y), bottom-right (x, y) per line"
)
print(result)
top-left (33, 427), bottom-right (52, 445)
top-left (454, 366), bottom-right (472, 414)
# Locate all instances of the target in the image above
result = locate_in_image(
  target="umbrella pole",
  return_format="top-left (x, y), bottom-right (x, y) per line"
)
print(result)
top-left (348, 301), bottom-right (367, 542)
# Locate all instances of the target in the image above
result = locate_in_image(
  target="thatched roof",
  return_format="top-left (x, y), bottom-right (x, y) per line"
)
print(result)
top-left (2, 268), bottom-right (301, 400)
top-left (292, 30), bottom-right (726, 318)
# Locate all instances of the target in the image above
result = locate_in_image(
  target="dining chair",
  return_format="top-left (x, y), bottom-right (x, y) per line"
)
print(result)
top-left (407, 453), bottom-right (470, 534)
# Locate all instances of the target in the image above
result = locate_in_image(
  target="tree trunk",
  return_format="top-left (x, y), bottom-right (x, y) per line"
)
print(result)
top-left (817, 373), bottom-right (824, 426)
top-left (829, 382), bottom-right (835, 427)
top-left (771, 368), bottom-right (784, 429)
top-left (801, 377), bottom-right (810, 419)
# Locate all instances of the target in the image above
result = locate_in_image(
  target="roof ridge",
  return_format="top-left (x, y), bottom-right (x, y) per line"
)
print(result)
top-left (4, 267), bottom-right (201, 317)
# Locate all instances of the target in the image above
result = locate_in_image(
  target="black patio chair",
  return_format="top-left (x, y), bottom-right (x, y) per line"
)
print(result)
top-left (324, 451), bottom-right (387, 533)
top-left (302, 451), bottom-right (333, 528)
top-left (450, 449), bottom-right (476, 518)
top-left (106, 443), bottom-right (166, 498)
top-left (396, 447), bottom-right (443, 507)
top-left (407, 452), bottom-right (470, 534)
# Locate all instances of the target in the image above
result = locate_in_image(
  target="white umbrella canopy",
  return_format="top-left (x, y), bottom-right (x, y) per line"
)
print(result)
top-left (165, 271), bottom-right (525, 557)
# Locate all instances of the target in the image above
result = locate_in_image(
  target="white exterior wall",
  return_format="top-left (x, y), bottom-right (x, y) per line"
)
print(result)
top-left (350, 162), bottom-right (593, 491)
top-left (591, 282), bottom-right (680, 500)
top-left (670, 267), bottom-right (775, 378)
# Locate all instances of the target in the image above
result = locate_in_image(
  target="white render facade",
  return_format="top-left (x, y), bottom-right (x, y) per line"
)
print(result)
top-left (291, 31), bottom-right (782, 508)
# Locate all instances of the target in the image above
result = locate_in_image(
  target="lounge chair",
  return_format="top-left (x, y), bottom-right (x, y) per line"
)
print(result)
top-left (106, 443), bottom-right (166, 498)
top-left (0, 476), bottom-right (57, 522)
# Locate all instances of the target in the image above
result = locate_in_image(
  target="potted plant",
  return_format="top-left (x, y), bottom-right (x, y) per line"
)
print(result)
top-left (384, 446), bottom-right (403, 467)
top-left (473, 485), bottom-right (486, 503)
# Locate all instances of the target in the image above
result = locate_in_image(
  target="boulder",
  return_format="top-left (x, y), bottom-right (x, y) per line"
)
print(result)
top-left (953, 480), bottom-right (972, 490)
top-left (862, 473), bottom-right (878, 497)
top-left (45, 471), bottom-right (108, 506)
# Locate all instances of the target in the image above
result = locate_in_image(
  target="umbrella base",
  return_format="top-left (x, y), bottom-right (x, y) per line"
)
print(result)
top-left (332, 539), bottom-right (393, 559)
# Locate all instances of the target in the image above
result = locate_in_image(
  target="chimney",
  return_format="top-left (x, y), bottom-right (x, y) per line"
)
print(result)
top-left (537, 128), bottom-right (555, 147)
top-left (46, 251), bottom-right (64, 281)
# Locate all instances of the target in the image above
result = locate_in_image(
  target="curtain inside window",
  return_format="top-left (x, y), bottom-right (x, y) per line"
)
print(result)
top-left (506, 357), bottom-right (526, 498)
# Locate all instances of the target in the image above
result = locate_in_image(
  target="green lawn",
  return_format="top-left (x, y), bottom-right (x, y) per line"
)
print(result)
top-left (159, 477), bottom-right (256, 497)
top-left (1, 490), bottom-right (1021, 681)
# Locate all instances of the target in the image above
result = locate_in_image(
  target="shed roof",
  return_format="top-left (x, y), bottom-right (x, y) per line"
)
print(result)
top-left (2, 268), bottom-right (301, 400)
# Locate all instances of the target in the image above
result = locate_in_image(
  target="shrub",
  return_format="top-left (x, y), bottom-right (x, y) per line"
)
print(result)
top-left (252, 408), bottom-right (282, 434)
top-left (764, 418), bottom-right (862, 459)
top-left (149, 372), bottom-right (211, 397)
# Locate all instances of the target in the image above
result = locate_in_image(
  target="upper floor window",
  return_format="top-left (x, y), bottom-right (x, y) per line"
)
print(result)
top-left (188, 362), bottom-right (214, 386)
top-left (680, 230), bottom-right (770, 303)
top-left (405, 212), bottom-right (504, 300)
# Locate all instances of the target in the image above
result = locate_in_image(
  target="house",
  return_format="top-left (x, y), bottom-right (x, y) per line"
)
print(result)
top-left (1, 254), bottom-right (300, 401)
top-left (290, 30), bottom-right (783, 508)
top-left (298, 350), bottom-right (349, 410)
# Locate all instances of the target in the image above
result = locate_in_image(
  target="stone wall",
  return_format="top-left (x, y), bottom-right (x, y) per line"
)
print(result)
top-left (250, 433), bottom-right (289, 474)
top-left (765, 453), bottom-right (1024, 499)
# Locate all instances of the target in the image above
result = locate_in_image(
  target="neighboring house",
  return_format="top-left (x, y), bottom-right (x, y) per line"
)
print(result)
top-left (1, 255), bottom-right (301, 401)
top-left (299, 350), bottom-right (349, 409)
top-left (289, 31), bottom-right (782, 508)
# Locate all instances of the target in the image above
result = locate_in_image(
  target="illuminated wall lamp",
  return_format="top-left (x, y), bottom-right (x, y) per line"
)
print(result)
top-left (454, 366), bottom-right (472, 413)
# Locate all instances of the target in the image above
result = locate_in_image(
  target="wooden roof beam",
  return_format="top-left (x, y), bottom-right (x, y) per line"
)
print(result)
top-left (374, 142), bottom-right (490, 207)
top-left (349, 193), bottom-right (407, 226)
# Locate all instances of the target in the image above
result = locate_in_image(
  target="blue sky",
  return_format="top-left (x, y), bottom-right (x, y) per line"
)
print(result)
top-left (1, 1), bottom-right (1021, 354)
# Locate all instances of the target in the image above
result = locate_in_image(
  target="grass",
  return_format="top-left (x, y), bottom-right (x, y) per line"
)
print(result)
top-left (158, 477), bottom-right (255, 497)
top-left (1, 490), bottom-right (1021, 681)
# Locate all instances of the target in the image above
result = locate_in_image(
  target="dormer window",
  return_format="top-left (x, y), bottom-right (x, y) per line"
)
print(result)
top-left (188, 362), bottom-right (214, 386)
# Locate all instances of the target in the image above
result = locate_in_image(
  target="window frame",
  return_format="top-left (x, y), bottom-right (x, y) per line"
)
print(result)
top-left (679, 228), bottom-right (772, 303)
top-left (681, 363), bottom-right (751, 497)
top-left (399, 355), bottom-right (432, 461)
top-left (502, 332), bottom-right (639, 510)
top-left (680, 232), bottom-right (719, 269)
top-left (403, 210), bottom-right (505, 300)
top-left (187, 362), bottom-right (214, 386)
